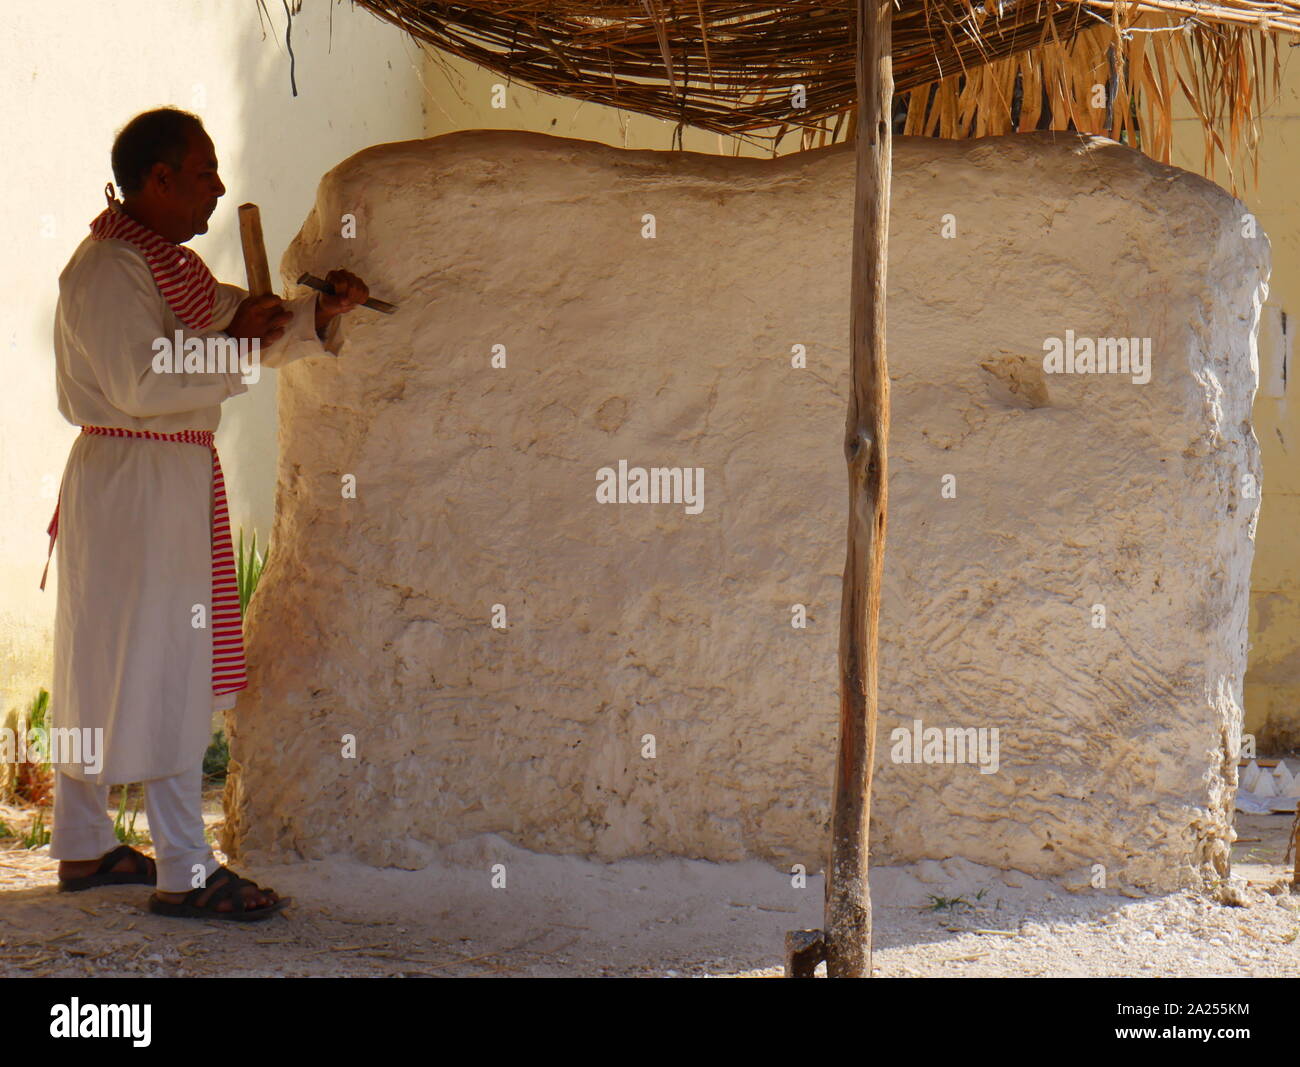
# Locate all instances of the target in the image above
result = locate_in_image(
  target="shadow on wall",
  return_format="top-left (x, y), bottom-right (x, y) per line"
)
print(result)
top-left (219, 0), bottom-right (426, 542)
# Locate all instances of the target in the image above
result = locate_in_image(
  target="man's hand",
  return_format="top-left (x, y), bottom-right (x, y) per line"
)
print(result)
top-left (314, 269), bottom-right (369, 335)
top-left (227, 294), bottom-right (293, 348)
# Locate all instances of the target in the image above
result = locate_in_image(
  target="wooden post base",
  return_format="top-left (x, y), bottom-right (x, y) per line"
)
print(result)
top-left (784, 929), bottom-right (827, 978)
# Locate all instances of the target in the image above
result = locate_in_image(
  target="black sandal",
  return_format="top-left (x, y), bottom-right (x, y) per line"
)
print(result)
top-left (58, 844), bottom-right (157, 892)
top-left (148, 865), bottom-right (291, 923)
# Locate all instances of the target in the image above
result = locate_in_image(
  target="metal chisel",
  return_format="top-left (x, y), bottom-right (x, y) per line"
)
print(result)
top-left (296, 272), bottom-right (398, 314)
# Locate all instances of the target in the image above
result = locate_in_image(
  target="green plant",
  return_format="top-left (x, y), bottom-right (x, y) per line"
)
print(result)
top-left (4, 689), bottom-right (53, 807)
top-left (113, 785), bottom-right (144, 845)
top-left (22, 809), bottom-right (50, 849)
top-left (27, 688), bottom-right (49, 734)
top-left (925, 887), bottom-right (989, 911)
top-left (0, 820), bottom-right (13, 838)
top-left (927, 893), bottom-right (975, 911)
top-left (203, 729), bottom-right (230, 782)
top-left (236, 527), bottom-right (267, 617)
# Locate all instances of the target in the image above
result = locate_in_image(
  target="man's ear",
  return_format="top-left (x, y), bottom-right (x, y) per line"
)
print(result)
top-left (147, 160), bottom-right (175, 194)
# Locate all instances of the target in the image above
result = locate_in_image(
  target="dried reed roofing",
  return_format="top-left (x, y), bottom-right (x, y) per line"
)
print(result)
top-left (351, 0), bottom-right (1300, 184)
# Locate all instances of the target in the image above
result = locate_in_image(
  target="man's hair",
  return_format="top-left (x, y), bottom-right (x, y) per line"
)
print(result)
top-left (111, 108), bottom-right (206, 195)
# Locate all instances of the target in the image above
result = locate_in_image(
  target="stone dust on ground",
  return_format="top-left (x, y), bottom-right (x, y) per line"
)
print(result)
top-left (1, 798), bottom-right (1296, 978)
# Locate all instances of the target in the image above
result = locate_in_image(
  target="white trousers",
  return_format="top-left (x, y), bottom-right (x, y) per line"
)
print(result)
top-left (49, 765), bottom-right (219, 893)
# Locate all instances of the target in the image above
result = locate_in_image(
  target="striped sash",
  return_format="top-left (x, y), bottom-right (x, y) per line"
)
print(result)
top-left (40, 426), bottom-right (248, 699)
top-left (88, 200), bottom-right (217, 330)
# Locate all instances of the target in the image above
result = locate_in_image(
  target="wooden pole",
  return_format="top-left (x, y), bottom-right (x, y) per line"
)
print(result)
top-left (238, 203), bottom-right (274, 297)
top-left (1292, 810), bottom-right (1299, 887)
top-left (825, 0), bottom-right (893, 979)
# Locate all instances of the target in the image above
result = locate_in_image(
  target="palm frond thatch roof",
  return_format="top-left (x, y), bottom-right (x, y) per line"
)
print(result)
top-left (352, 0), bottom-right (1299, 183)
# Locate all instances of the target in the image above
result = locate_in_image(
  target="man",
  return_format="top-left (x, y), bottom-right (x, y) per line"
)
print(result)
top-left (44, 108), bottom-right (368, 920)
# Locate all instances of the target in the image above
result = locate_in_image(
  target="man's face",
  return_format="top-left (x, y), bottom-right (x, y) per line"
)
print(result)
top-left (158, 128), bottom-right (225, 241)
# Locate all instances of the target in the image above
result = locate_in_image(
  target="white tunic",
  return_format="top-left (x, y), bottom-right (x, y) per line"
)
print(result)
top-left (50, 235), bottom-right (342, 784)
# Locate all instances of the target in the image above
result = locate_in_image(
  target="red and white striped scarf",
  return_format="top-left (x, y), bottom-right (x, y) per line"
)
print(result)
top-left (89, 197), bottom-right (217, 329)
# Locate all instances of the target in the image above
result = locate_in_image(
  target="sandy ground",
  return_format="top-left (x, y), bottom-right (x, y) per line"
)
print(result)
top-left (1, 797), bottom-right (1297, 978)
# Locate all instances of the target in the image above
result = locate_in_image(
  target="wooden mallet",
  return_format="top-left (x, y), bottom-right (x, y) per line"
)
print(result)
top-left (239, 201), bottom-right (398, 313)
top-left (237, 203), bottom-right (274, 297)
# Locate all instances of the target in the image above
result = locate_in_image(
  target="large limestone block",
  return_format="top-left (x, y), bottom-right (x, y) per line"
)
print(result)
top-left (223, 130), bottom-right (1264, 892)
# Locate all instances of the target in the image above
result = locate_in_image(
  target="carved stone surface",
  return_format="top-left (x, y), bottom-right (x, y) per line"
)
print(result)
top-left (222, 130), bottom-right (1264, 893)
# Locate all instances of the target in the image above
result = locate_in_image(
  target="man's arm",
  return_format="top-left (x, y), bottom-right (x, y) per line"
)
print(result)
top-left (66, 244), bottom-right (249, 419)
top-left (269, 290), bottom-right (345, 368)
top-left (212, 285), bottom-right (346, 371)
